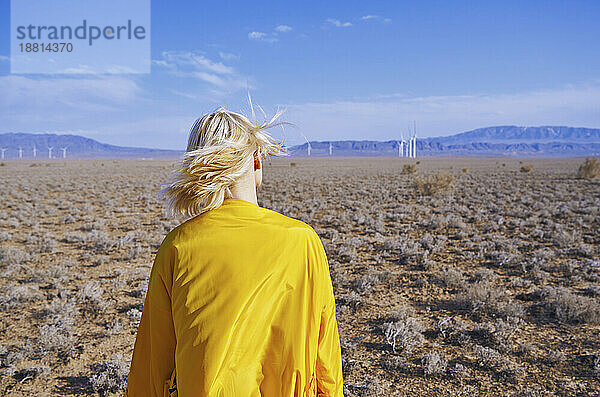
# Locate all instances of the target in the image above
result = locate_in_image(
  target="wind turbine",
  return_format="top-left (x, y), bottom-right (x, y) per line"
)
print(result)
top-left (297, 131), bottom-right (311, 157)
top-left (18, 147), bottom-right (23, 159)
top-left (399, 132), bottom-right (406, 157)
top-left (61, 147), bottom-right (68, 159)
top-left (33, 145), bottom-right (37, 158)
top-left (413, 121), bottom-right (417, 158)
top-left (48, 146), bottom-right (53, 159)
top-left (406, 125), bottom-right (412, 158)
top-left (0, 148), bottom-right (6, 160)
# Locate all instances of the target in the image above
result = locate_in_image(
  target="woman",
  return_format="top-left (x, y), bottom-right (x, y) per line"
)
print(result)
top-left (125, 108), bottom-right (343, 396)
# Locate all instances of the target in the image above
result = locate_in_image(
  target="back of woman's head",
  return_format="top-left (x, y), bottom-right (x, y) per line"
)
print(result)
top-left (160, 107), bottom-right (288, 218)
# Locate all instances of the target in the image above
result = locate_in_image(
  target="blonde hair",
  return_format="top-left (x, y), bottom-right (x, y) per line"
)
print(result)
top-left (160, 107), bottom-right (289, 218)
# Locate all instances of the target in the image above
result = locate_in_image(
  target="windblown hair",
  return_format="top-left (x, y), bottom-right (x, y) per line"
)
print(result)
top-left (160, 107), bottom-right (289, 218)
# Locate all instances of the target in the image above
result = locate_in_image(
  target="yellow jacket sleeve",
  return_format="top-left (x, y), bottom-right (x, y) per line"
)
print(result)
top-left (311, 231), bottom-right (344, 396)
top-left (126, 242), bottom-right (177, 397)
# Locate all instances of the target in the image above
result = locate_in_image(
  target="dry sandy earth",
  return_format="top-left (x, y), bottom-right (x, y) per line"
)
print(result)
top-left (0, 157), bottom-right (598, 396)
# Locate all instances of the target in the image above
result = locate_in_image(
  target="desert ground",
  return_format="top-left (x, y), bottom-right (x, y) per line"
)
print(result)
top-left (0, 156), bottom-right (598, 396)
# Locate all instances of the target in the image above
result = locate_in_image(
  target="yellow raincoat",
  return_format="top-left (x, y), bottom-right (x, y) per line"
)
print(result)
top-left (126, 198), bottom-right (343, 396)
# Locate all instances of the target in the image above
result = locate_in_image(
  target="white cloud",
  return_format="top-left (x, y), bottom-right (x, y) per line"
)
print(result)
top-left (0, 74), bottom-right (146, 136)
top-left (0, 75), bottom-right (141, 111)
top-left (326, 18), bottom-right (352, 28)
top-left (153, 51), bottom-right (247, 93)
top-left (360, 15), bottom-right (391, 23)
top-left (248, 31), bottom-right (278, 43)
top-left (219, 51), bottom-right (240, 61)
top-left (275, 25), bottom-right (292, 32)
top-left (170, 90), bottom-right (198, 100)
top-left (156, 51), bottom-right (234, 75)
top-left (280, 84), bottom-right (600, 144)
top-left (248, 31), bottom-right (267, 40)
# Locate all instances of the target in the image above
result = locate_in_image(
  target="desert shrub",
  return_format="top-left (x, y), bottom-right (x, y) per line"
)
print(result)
top-left (456, 280), bottom-right (524, 319)
top-left (46, 297), bottom-right (79, 319)
top-left (382, 355), bottom-right (407, 371)
top-left (382, 314), bottom-right (424, 354)
top-left (33, 265), bottom-right (69, 288)
top-left (437, 265), bottom-right (464, 289)
top-left (352, 271), bottom-right (391, 295)
top-left (546, 350), bottom-right (566, 365)
top-left (435, 316), bottom-right (465, 340)
top-left (520, 165), bottom-right (534, 173)
top-left (419, 233), bottom-right (447, 253)
top-left (0, 247), bottom-right (31, 267)
top-left (421, 351), bottom-right (448, 377)
top-left (65, 230), bottom-right (115, 253)
top-left (344, 375), bottom-right (384, 397)
top-left (89, 355), bottom-right (129, 397)
top-left (576, 157), bottom-right (600, 180)
top-left (126, 308), bottom-right (142, 327)
top-left (401, 163), bottom-right (417, 175)
top-left (380, 237), bottom-right (422, 266)
top-left (491, 316), bottom-right (524, 352)
top-left (422, 214), bottom-right (448, 230)
top-left (474, 268), bottom-right (498, 282)
top-left (537, 286), bottom-right (600, 324)
top-left (79, 281), bottom-right (109, 316)
top-left (37, 318), bottom-right (76, 360)
top-left (413, 172), bottom-right (454, 196)
top-left (122, 244), bottom-right (144, 261)
top-left (0, 284), bottom-right (43, 310)
top-left (60, 214), bottom-right (76, 224)
top-left (0, 231), bottom-right (10, 242)
top-left (79, 219), bottom-right (106, 232)
top-left (475, 345), bottom-right (511, 368)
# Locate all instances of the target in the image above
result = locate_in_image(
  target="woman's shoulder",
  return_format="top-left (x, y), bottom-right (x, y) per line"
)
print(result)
top-left (156, 204), bottom-right (320, 250)
top-left (258, 206), bottom-right (321, 237)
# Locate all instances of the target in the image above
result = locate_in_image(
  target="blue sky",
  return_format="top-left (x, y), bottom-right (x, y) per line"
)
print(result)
top-left (1, 0), bottom-right (599, 149)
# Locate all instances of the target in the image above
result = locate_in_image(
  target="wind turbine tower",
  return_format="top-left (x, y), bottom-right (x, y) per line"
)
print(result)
top-left (0, 148), bottom-right (6, 160)
top-left (18, 147), bottom-right (23, 159)
top-left (329, 142), bottom-right (333, 156)
top-left (61, 147), bottom-right (68, 159)
top-left (398, 133), bottom-right (405, 157)
top-left (407, 126), bottom-right (413, 158)
top-left (33, 145), bottom-right (37, 158)
top-left (48, 146), bottom-right (53, 159)
top-left (298, 132), bottom-right (311, 157)
top-left (413, 120), bottom-right (417, 158)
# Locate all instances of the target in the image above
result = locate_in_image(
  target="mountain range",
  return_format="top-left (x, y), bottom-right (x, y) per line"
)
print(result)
top-left (0, 126), bottom-right (599, 159)
top-left (288, 126), bottom-right (600, 157)
top-left (0, 133), bottom-right (181, 159)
